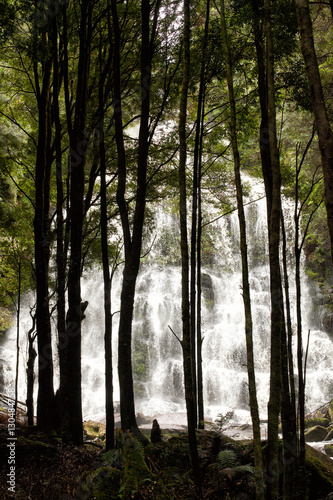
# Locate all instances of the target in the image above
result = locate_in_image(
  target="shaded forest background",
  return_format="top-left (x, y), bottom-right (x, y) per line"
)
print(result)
top-left (1, 0), bottom-right (333, 498)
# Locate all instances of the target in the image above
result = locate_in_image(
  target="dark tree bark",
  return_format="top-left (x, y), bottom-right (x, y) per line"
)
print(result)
top-left (293, 137), bottom-right (322, 490)
top-left (191, 0), bottom-right (210, 430)
top-left (281, 214), bottom-right (297, 438)
top-left (178, 0), bottom-right (202, 495)
top-left (280, 213), bottom-right (298, 500)
top-left (51, 8), bottom-right (69, 438)
top-left (65, 0), bottom-right (92, 445)
top-left (296, 0), bottom-right (333, 263)
top-left (197, 94), bottom-right (205, 431)
top-left (220, 2), bottom-right (265, 497)
top-left (111, 0), bottom-right (160, 439)
top-left (264, 2), bottom-right (284, 497)
top-left (34, 45), bottom-right (56, 431)
top-left (99, 32), bottom-right (115, 451)
top-left (26, 311), bottom-right (37, 427)
top-left (14, 260), bottom-right (21, 421)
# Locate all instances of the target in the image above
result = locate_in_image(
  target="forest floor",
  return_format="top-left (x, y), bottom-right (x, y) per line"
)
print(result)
top-left (1, 412), bottom-right (333, 499)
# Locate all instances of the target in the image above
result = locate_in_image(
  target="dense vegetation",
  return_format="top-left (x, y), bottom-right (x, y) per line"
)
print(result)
top-left (0, 0), bottom-right (333, 498)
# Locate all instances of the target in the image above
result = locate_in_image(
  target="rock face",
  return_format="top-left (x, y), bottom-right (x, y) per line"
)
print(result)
top-left (202, 273), bottom-right (214, 309)
top-left (135, 412), bottom-right (151, 426)
top-left (305, 425), bottom-right (330, 442)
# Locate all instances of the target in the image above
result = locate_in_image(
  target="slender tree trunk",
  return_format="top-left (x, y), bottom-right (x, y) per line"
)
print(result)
top-left (26, 313), bottom-right (37, 427)
top-left (14, 260), bottom-right (21, 420)
top-left (112, 0), bottom-right (160, 440)
top-left (34, 50), bottom-right (55, 431)
top-left (295, 166), bottom-right (306, 481)
top-left (295, 0), bottom-right (333, 263)
top-left (264, 1), bottom-right (283, 496)
top-left (191, 0), bottom-right (210, 429)
top-left (51, 10), bottom-right (69, 438)
top-left (197, 95), bottom-right (205, 430)
top-left (281, 215), bottom-right (297, 437)
top-left (178, 0), bottom-right (202, 495)
top-left (281, 214), bottom-right (298, 499)
top-left (65, 0), bottom-right (91, 445)
top-left (99, 38), bottom-right (115, 451)
top-left (220, 3), bottom-right (265, 497)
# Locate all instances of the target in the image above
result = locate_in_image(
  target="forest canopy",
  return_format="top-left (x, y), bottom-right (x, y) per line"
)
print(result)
top-left (0, 0), bottom-right (333, 498)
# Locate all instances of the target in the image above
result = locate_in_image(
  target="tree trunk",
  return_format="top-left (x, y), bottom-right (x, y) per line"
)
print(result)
top-left (65, 0), bottom-right (91, 445)
top-left (197, 95), bottom-right (205, 430)
top-left (295, 0), bottom-right (333, 263)
top-left (51, 9), bottom-right (69, 438)
top-left (112, 0), bottom-right (160, 441)
top-left (281, 215), bottom-right (297, 438)
top-left (34, 48), bottom-right (55, 431)
top-left (14, 260), bottom-right (21, 421)
top-left (294, 164), bottom-right (306, 487)
top-left (191, 0), bottom-right (210, 430)
top-left (264, 2), bottom-right (285, 497)
top-left (178, 0), bottom-right (202, 495)
top-left (220, 2), bottom-right (265, 497)
top-left (281, 214), bottom-right (298, 499)
top-left (99, 38), bottom-right (115, 451)
top-left (26, 312), bottom-right (37, 427)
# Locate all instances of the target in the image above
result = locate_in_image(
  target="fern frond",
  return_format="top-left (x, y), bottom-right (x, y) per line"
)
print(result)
top-left (216, 449), bottom-right (238, 468)
top-left (232, 464), bottom-right (255, 476)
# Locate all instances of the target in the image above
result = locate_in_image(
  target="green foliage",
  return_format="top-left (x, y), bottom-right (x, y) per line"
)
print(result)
top-left (214, 449), bottom-right (255, 476)
top-left (79, 466), bottom-right (121, 500)
top-left (214, 410), bottom-right (234, 430)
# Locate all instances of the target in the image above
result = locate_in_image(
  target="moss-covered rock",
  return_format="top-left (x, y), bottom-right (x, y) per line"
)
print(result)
top-left (83, 420), bottom-right (106, 442)
top-left (305, 444), bottom-right (333, 499)
top-left (305, 417), bottom-right (330, 429)
top-left (305, 425), bottom-right (329, 442)
top-left (120, 432), bottom-right (168, 499)
top-left (78, 466), bottom-right (121, 500)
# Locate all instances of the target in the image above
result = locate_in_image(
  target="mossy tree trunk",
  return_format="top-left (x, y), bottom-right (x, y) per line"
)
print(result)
top-left (111, 0), bottom-right (161, 439)
top-left (296, 0), bottom-right (333, 264)
top-left (34, 21), bottom-right (55, 431)
top-left (178, 0), bottom-right (202, 495)
top-left (191, 0), bottom-right (210, 430)
top-left (99, 25), bottom-right (115, 451)
top-left (264, 1), bottom-right (284, 497)
top-left (65, 0), bottom-right (92, 445)
top-left (220, 2), bottom-right (265, 498)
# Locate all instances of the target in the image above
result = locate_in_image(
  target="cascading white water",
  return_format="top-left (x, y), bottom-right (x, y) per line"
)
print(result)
top-left (1, 180), bottom-right (333, 425)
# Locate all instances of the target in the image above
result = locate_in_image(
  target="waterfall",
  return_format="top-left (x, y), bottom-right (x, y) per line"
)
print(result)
top-left (1, 182), bottom-right (333, 425)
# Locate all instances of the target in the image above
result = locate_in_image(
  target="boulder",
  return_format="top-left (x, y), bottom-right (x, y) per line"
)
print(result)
top-left (305, 417), bottom-right (330, 429)
top-left (305, 425), bottom-right (329, 442)
top-left (136, 412), bottom-right (151, 426)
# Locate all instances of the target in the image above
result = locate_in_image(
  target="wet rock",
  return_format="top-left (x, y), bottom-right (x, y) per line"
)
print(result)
top-left (202, 273), bottom-right (214, 309)
top-left (136, 412), bottom-right (151, 426)
top-left (305, 417), bottom-right (330, 429)
top-left (305, 425), bottom-right (329, 442)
